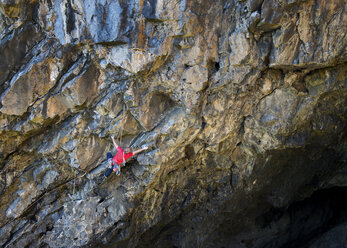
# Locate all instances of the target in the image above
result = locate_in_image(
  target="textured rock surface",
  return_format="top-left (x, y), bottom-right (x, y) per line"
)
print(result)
top-left (0, 0), bottom-right (346, 247)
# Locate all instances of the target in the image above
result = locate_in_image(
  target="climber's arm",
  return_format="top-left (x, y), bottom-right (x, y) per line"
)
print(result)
top-left (111, 136), bottom-right (119, 149)
top-left (132, 146), bottom-right (148, 156)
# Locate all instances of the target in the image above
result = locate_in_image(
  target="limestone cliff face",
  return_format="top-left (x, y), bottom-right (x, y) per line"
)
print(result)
top-left (0, 0), bottom-right (346, 247)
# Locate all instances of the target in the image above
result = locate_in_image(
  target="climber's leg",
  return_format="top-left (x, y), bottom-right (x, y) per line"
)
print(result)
top-left (113, 163), bottom-right (121, 176)
top-left (106, 152), bottom-right (113, 167)
top-left (104, 152), bottom-right (114, 177)
top-left (104, 168), bottom-right (113, 177)
top-left (106, 152), bottom-right (113, 160)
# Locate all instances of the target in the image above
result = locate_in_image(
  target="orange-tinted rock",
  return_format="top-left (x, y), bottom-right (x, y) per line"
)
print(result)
top-left (46, 94), bottom-right (70, 119)
top-left (1, 59), bottom-right (57, 116)
top-left (0, 0), bottom-right (346, 247)
top-left (61, 63), bottom-right (101, 108)
top-left (75, 135), bottom-right (107, 170)
top-left (181, 65), bottom-right (208, 91)
top-left (121, 111), bottom-right (142, 136)
top-left (0, 23), bottom-right (43, 85)
top-left (139, 92), bottom-right (174, 130)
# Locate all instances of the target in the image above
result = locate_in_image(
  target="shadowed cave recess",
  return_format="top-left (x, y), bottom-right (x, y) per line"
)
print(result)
top-left (0, 0), bottom-right (346, 247)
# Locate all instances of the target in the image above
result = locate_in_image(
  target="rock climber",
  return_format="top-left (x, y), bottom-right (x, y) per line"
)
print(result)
top-left (104, 135), bottom-right (148, 177)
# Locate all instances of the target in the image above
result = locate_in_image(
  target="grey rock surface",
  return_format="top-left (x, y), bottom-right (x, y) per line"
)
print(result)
top-left (0, 0), bottom-right (346, 247)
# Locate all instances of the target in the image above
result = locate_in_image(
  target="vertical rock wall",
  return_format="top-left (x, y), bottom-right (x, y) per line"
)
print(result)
top-left (0, 0), bottom-right (346, 247)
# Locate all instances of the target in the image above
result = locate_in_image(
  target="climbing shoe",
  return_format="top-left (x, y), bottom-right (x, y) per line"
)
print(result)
top-left (113, 164), bottom-right (121, 175)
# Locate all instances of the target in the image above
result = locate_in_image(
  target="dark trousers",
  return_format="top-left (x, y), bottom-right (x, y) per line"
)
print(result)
top-left (104, 152), bottom-right (114, 177)
top-left (107, 152), bottom-right (113, 160)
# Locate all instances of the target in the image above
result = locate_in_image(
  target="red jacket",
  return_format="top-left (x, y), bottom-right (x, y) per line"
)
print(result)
top-left (113, 147), bottom-right (134, 165)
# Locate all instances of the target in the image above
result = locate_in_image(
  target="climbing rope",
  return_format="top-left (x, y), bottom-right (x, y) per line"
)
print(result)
top-left (116, 102), bottom-right (127, 170)
top-left (18, 97), bottom-right (134, 219)
top-left (117, 103), bottom-right (126, 146)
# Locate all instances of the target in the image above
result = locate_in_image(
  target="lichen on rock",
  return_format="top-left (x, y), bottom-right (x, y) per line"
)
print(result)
top-left (0, 0), bottom-right (346, 247)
